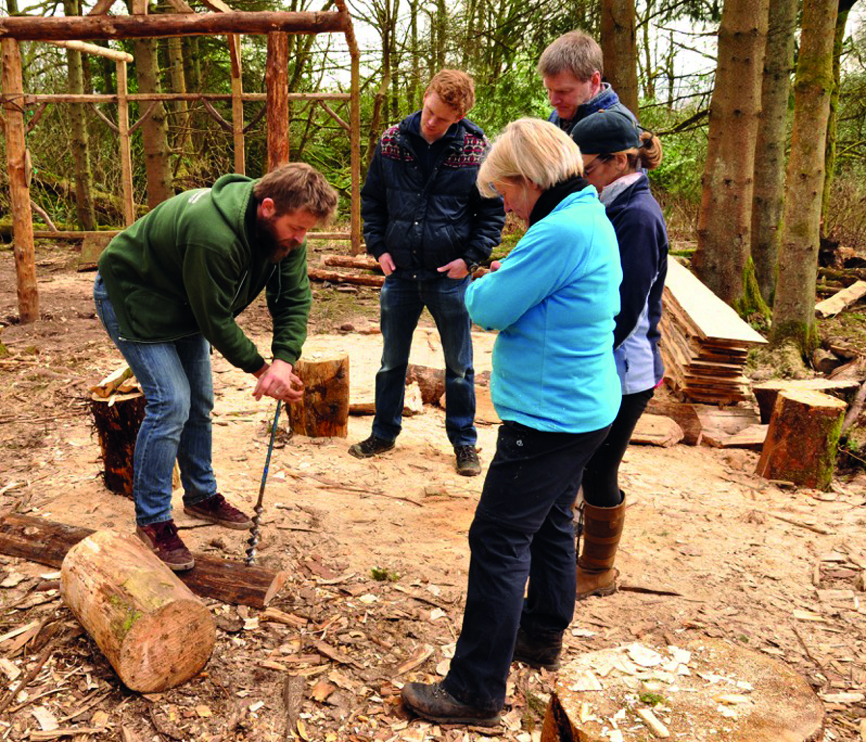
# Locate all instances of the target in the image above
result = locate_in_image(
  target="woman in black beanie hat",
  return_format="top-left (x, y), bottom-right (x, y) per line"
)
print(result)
top-left (570, 109), bottom-right (668, 600)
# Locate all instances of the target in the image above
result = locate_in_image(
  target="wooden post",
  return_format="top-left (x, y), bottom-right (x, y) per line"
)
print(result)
top-left (339, 0), bottom-right (362, 255)
top-left (266, 31), bottom-right (289, 171)
top-left (61, 530), bottom-right (215, 692)
top-left (228, 34), bottom-right (245, 174)
top-left (2, 38), bottom-right (39, 324)
top-left (116, 59), bottom-right (135, 226)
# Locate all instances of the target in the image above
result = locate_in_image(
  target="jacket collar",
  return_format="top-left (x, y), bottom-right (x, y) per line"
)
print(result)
top-left (528, 175), bottom-right (591, 227)
top-left (600, 172), bottom-right (648, 208)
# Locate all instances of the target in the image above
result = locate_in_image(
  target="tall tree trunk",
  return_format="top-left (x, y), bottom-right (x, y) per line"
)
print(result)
top-left (133, 36), bottom-right (173, 207)
top-left (749, 0), bottom-right (797, 303)
top-left (182, 36), bottom-right (202, 155)
top-left (434, 0), bottom-right (447, 69)
top-left (638, 0), bottom-right (656, 101)
top-left (771, 0), bottom-right (840, 353)
top-left (692, 0), bottom-right (769, 307)
top-left (820, 0), bottom-right (857, 239)
top-left (166, 36), bottom-right (189, 156)
top-left (600, 0), bottom-right (640, 116)
top-left (407, 0), bottom-right (420, 110)
top-left (63, 0), bottom-right (97, 230)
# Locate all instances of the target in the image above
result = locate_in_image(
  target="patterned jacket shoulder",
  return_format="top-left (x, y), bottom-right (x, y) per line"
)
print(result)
top-left (379, 125), bottom-right (415, 162)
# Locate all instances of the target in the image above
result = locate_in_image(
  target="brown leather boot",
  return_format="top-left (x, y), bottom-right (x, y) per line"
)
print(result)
top-left (576, 493), bottom-right (626, 600)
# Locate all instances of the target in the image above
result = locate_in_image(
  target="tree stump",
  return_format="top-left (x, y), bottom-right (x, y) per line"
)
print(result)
top-left (89, 392), bottom-right (146, 497)
top-left (541, 639), bottom-right (824, 741)
top-left (755, 389), bottom-right (846, 490)
top-left (287, 354), bottom-right (349, 437)
top-left (61, 530), bottom-right (216, 692)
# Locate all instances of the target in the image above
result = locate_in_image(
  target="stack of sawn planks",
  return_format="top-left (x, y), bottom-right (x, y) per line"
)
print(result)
top-left (660, 258), bottom-right (766, 405)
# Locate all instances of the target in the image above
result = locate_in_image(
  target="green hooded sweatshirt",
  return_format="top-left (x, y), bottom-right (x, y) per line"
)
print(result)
top-left (97, 174), bottom-right (311, 374)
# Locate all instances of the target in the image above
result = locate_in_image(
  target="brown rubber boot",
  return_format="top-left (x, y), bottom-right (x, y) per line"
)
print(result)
top-left (576, 493), bottom-right (626, 600)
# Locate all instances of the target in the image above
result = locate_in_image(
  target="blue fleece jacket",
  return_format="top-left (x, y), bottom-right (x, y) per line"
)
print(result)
top-left (465, 187), bottom-right (622, 433)
top-left (603, 174), bottom-right (668, 394)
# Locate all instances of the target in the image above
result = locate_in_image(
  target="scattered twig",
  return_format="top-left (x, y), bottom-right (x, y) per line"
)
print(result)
top-left (769, 513), bottom-right (834, 536)
top-left (0, 633), bottom-right (63, 716)
top-left (790, 622), bottom-right (827, 676)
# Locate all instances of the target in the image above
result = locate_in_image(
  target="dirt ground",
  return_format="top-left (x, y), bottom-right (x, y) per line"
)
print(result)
top-left (0, 240), bottom-right (865, 742)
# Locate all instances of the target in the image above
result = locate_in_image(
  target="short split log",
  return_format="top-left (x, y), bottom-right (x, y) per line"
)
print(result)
top-left (61, 530), bottom-right (215, 692)
top-left (287, 353), bottom-right (350, 437)
top-left (755, 389), bottom-right (846, 491)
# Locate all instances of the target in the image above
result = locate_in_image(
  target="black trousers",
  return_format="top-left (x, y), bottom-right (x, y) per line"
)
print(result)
top-left (442, 420), bottom-right (610, 712)
top-left (582, 388), bottom-right (655, 508)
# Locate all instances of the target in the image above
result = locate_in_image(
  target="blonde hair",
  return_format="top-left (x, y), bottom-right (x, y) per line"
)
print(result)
top-left (477, 118), bottom-right (584, 197)
top-left (426, 69), bottom-right (476, 118)
top-left (537, 30), bottom-right (603, 81)
top-left (254, 163), bottom-right (338, 223)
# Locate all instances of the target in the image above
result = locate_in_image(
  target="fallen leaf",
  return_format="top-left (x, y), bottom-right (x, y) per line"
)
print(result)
top-left (819, 692), bottom-right (865, 704)
top-left (311, 680), bottom-right (335, 702)
top-left (297, 718), bottom-right (310, 741)
top-left (195, 705), bottom-right (212, 718)
top-left (627, 644), bottom-right (664, 667)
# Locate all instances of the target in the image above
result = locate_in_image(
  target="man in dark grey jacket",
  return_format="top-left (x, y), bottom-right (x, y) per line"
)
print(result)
top-left (539, 30), bottom-right (638, 135)
top-left (349, 69), bottom-right (505, 476)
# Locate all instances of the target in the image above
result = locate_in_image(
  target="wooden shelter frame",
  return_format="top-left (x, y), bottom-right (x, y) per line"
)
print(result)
top-left (0, 0), bottom-right (362, 323)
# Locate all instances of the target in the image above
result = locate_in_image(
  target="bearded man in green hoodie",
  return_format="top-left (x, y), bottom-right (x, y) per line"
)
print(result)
top-left (94, 163), bottom-right (338, 571)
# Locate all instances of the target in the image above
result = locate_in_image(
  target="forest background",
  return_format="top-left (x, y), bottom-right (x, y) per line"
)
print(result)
top-left (0, 0), bottom-right (865, 346)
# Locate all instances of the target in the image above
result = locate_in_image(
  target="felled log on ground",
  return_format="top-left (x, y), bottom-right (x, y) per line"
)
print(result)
top-left (0, 513), bottom-right (286, 609)
top-left (61, 530), bottom-right (215, 692)
top-left (348, 381), bottom-right (423, 417)
top-left (629, 413), bottom-right (683, 447)
top-left (308, 267), bottom-right (384, 288)
top-left (406, 364), bottom-right (446, 406)
top-left (541, 639), bottom-right (824, 742)
top-left (645, 397), bottom-right (702, 445)
top-left (287, 354), bottom-right (349, 438)
top-left (752, 378), bottom-right (859, 424)
top-left (814, 279), bottom-right (866, 318)
top-left (755, 390), bottom-right (846, 491)
top-left (322, 254), bottom-right (382, 273)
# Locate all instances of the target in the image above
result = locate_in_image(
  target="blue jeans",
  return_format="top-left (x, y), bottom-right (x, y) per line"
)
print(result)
top-left (442, 421), bottom-right (611, 712)
top-left (93, 274), bottom-right (217, 526)
top-left (373, 275), bottom-right (477, 448)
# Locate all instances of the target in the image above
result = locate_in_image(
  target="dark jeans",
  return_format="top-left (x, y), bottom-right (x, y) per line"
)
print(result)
top-left (372, 274), bottom-right (476, 448)
top-left (443, 420), bottom-right (611, 712)
top-left (582, 388), bottom-right (655, 507)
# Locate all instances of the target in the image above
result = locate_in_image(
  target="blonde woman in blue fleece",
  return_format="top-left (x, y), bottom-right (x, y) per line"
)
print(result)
top-left (400, 118), bottom-right (622, 727)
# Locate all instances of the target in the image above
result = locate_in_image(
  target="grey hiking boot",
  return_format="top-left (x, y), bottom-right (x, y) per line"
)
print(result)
top-left (401, 682), bottom-right (500, 727)
top-left (348, 434), bottom-right (395, 459)
top-left (455, 445), bottom-right (481, 476)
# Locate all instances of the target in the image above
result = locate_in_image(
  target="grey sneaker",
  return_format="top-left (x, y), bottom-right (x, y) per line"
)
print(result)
top-left (348, 434), bottom-right (395, 459)
top-left (455, 445), bottom-right (481, 476)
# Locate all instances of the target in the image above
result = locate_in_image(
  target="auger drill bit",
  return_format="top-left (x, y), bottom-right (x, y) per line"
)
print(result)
top-left (245, 400), bottom-right (282, 566)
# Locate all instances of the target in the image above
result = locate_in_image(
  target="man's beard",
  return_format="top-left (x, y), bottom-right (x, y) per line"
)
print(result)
top-left (256, 215), bottom-right (302, 264)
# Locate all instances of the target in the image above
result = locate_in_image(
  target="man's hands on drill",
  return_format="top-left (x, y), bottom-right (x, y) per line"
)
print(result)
top-left (253, 359), bottom-right (304, 402)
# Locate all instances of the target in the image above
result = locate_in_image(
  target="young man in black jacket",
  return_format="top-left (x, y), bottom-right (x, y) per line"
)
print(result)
top-left (349, 69), bottom-right (505, 476)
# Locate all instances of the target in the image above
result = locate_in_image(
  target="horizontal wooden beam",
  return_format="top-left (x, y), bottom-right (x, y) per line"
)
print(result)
top-left (33, 229), bottom-right (351, 240)
top-left (0, 11), bottom-right (346, 41)
top-left (44, 39), bottom-right (133, 61)
top-left (2, 91), bottom-right (350, 104)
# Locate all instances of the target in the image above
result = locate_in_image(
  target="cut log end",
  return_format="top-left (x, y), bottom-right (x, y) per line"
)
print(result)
top-left (61, 531), bottom-right (215, 692)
